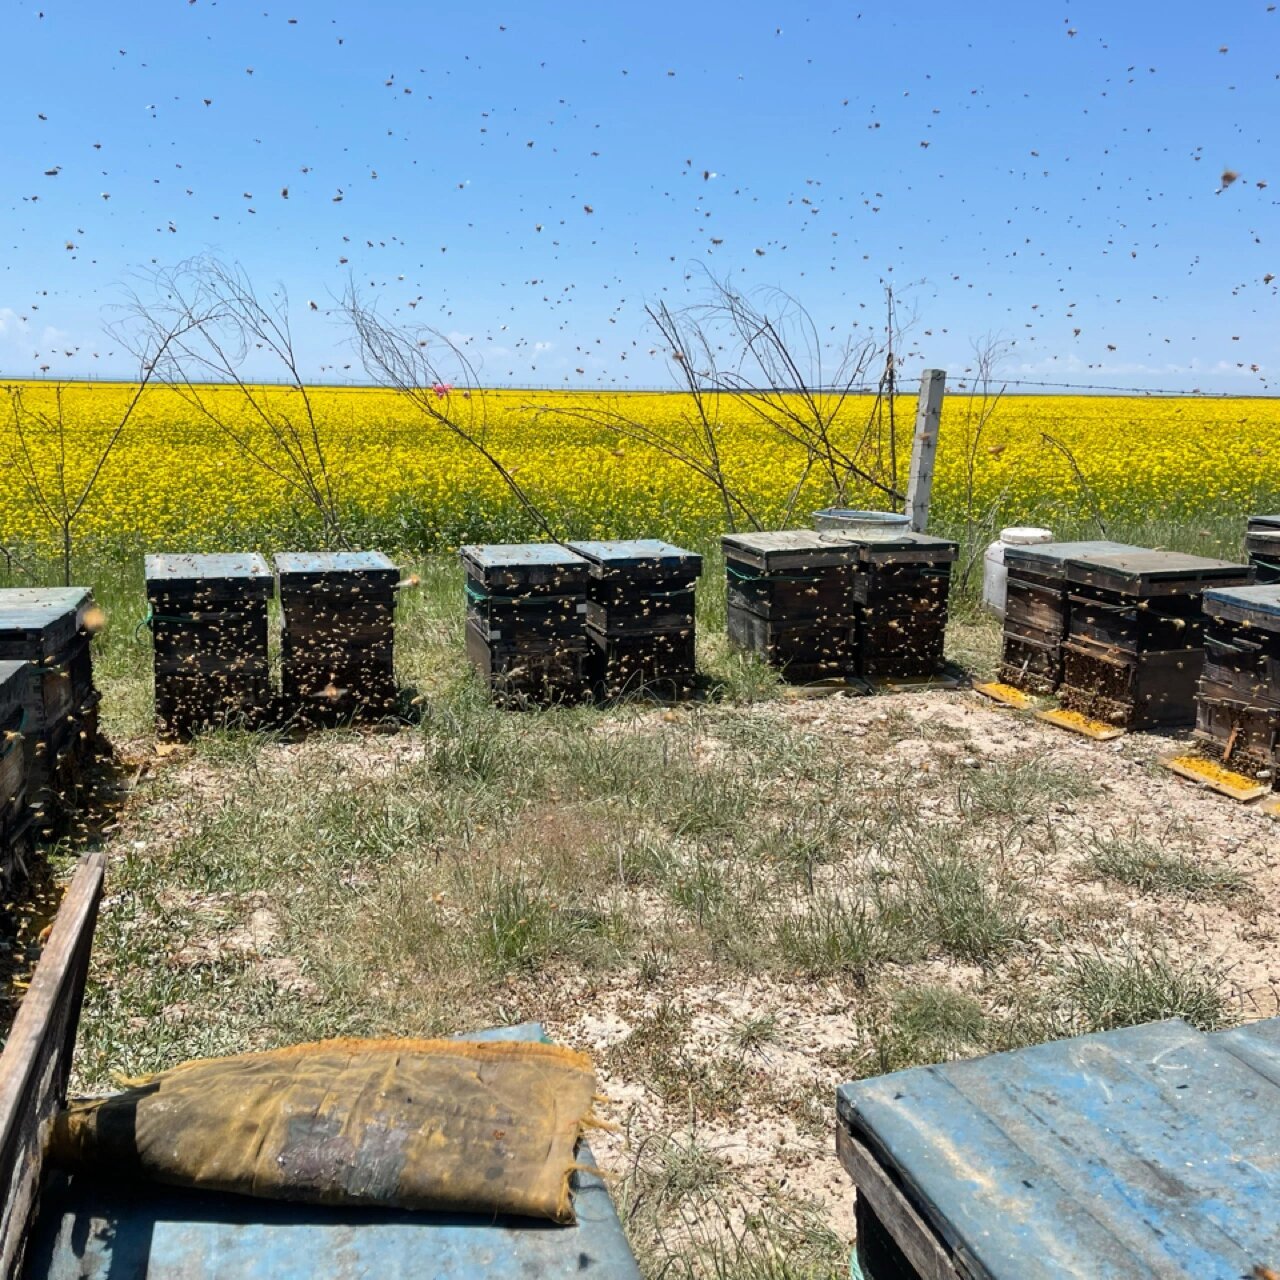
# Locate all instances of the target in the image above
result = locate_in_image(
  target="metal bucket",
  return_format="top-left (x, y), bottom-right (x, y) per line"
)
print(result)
top-left (812, 508), bottom-right (911, 535)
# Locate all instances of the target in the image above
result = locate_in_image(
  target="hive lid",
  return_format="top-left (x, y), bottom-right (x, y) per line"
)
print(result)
top-left (1202, 583), bottom-right (1280, 632)
top-left (1004, 540), bottom-right (1141, 571)
top-left (567, 539), bottom-right (702, 573)
top-left (1249, 514), bottom-right (1280, 530)
top-left (720, 529), bottom-right (859, 571)
top-left (1065, 549), bottom-right (1252, 594)
top-left (145, 553), bottom-right (272, 583)
top-left (275, 551), bottom-right (397, 577)
top-left (459, 543), bottom-right (589, 570)
top-left (0, 587), bottom-right (94, 629)
top-left (855, 530), bottom-right (958, 561)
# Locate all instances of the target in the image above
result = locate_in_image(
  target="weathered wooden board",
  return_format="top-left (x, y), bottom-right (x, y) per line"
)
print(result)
top-left (459, 543), bottom-right (591, 593)
top-left (720, 529), bottom-right (861, 573)
top-left (0, 850), bottom-right (105, 1280)
top-left (837, 1016), bottom-right (1280, 1280)
top-left (1064, 549), bottom-right (1251, 598)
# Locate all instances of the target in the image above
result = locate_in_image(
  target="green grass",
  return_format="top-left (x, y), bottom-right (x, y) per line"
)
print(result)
top-left (1085, 833), bottom-right (1248, 902)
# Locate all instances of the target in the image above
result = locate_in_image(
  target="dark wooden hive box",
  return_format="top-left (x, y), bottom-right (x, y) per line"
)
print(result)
top-left (276, 552), bottom-right (399, 722)
top-left (1194, 584), bottom-right (1280, 774)
top-left (0, 589), bottom-right (99, 819)
top-left (568, 540), bottom-right (702, 698)
top-left (722, 531), bottom-right (861, 682)
top-left (568, 539), bottom-right (702, 637)
top-left (854, 533), bottom-right (956, 680)
top-left (144, 553), bottom-right (272, 739)
top-left (998, 541), bottom-right (1142, 692)
top-left (459, 544), bottom-right (591, 705)
top-left (0, 659), bottom-right (32, 884)
top-left (1246, 519), bottom-right (1280, 585)
top-left (1056, 550), bottom-right (1251, 728)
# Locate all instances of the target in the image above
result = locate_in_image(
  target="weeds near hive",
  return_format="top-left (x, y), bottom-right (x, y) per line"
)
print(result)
top-left (4, 310), bottom-right (198, 584)
top-left (537, 274), bottom-right (911, 532)
top-left (120, 257), bottom-right (352, 549)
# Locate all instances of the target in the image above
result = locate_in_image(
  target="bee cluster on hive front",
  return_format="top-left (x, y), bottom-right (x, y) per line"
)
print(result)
top-left (145, 554), bottom-right (273, 740)
top-left (1193, 584), bottom-right (1280, 781)
top-left (0, 587), bottom-right (101, 854)
top-left (461, 543), bottom-right (593, 706)
top-left (568, 540), bottom-right (702, 700)
top-left (998, 541), bottom-right (1140, 694)
top-left (276, 552), bottom-right (399, 726)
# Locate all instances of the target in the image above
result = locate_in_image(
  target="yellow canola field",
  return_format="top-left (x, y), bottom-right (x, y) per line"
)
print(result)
top-left (1, 382), bottom-right (1276, 559)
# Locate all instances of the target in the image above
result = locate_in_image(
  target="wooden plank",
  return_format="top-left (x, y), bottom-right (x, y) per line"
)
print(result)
top-left (972, 680), bottom-right (1036, 710)
top-left (1035, 707), bottom-right (1125, 740)
top-left (835, 1126), bottom-right (961, 1280)
top-left (1161, 753), bottom-right (1269, 801)
top-left (906, 369), bottom-right (945, 533)
top-left (0, 849), bottom-right (105, 1280)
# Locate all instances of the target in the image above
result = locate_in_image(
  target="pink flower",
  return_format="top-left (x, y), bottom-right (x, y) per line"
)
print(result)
top-left (432, 382), bottom-right (453, 398)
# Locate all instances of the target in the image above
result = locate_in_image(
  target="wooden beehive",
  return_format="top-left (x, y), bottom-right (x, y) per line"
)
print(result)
top-left (460, 544), bottom-right (591, 705)
top-left (1194, 584), bottom-right (1280, 777)
top-left (144, 554), bottom-right (272, 739)
top-left (1059, 549), bottom-right (1252, 729)
top-left (999, 541), bottom-right (1140, 693)
top-left (568, 540), bottom-right (702, 699)
top-left (854, 532), bottom-right (957, 679)
top-left (1246, 515), bottom-right (1280, 585)
top-left (0, 659), bottom-right (32, 886)
top-left (276, 552), bottom-right (399, 724)
top-left (0, 588), bottom-right (99, 827)
top-left (722, 531), bottom-right (860, 683)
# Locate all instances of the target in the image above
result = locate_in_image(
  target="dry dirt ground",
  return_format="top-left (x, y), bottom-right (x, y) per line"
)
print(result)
top-left (68, 675), bottom-right (1280, 1276)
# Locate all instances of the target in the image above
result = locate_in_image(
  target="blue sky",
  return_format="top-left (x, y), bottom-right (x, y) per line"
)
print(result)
top-left (2, 0), bottom-right (1276, 390)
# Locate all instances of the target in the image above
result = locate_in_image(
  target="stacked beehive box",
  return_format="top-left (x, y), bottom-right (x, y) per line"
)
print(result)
top-left (0, 660), bottom-right (31, 885)
top-left (461, 543), bottom-right (591, 704)
top-left (1246, 515), bottom-right (1280, 585)
top-left (568, 540), bottom-right (702, 699)
top-left (854, 532), bottom-right (957, 680)
top-left (723, 531), bottom-right (860, 682)
top-left (145, 554), bottom-right (272, 739)
top-left (1059, 549), bottom-right (1252, 729)
top-left (1194, 584), bottom-right (1280, 777)
top-left (998, 540), bottom-right (1139, 693)
top-left (277, 552), bottom-right (399, 724)
top-left (0, 588), bottom-right (99, 830)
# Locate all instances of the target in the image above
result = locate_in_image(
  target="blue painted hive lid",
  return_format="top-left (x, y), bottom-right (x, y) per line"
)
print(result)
top-left (145, 553), bottom-right (272, 583)
top-left (1202, 582), bottom-right (1280, 632)
top-left (567, 539), bottom-right (702, 575)
top-left (837, 1015), bottom-right (1280, 1280)
top-left (275, 551), bottom-right (397, 577)
top-left (0, 588), bottom-right (95, 656)
top-left (1004, 539), bottom-right (1141, 572)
